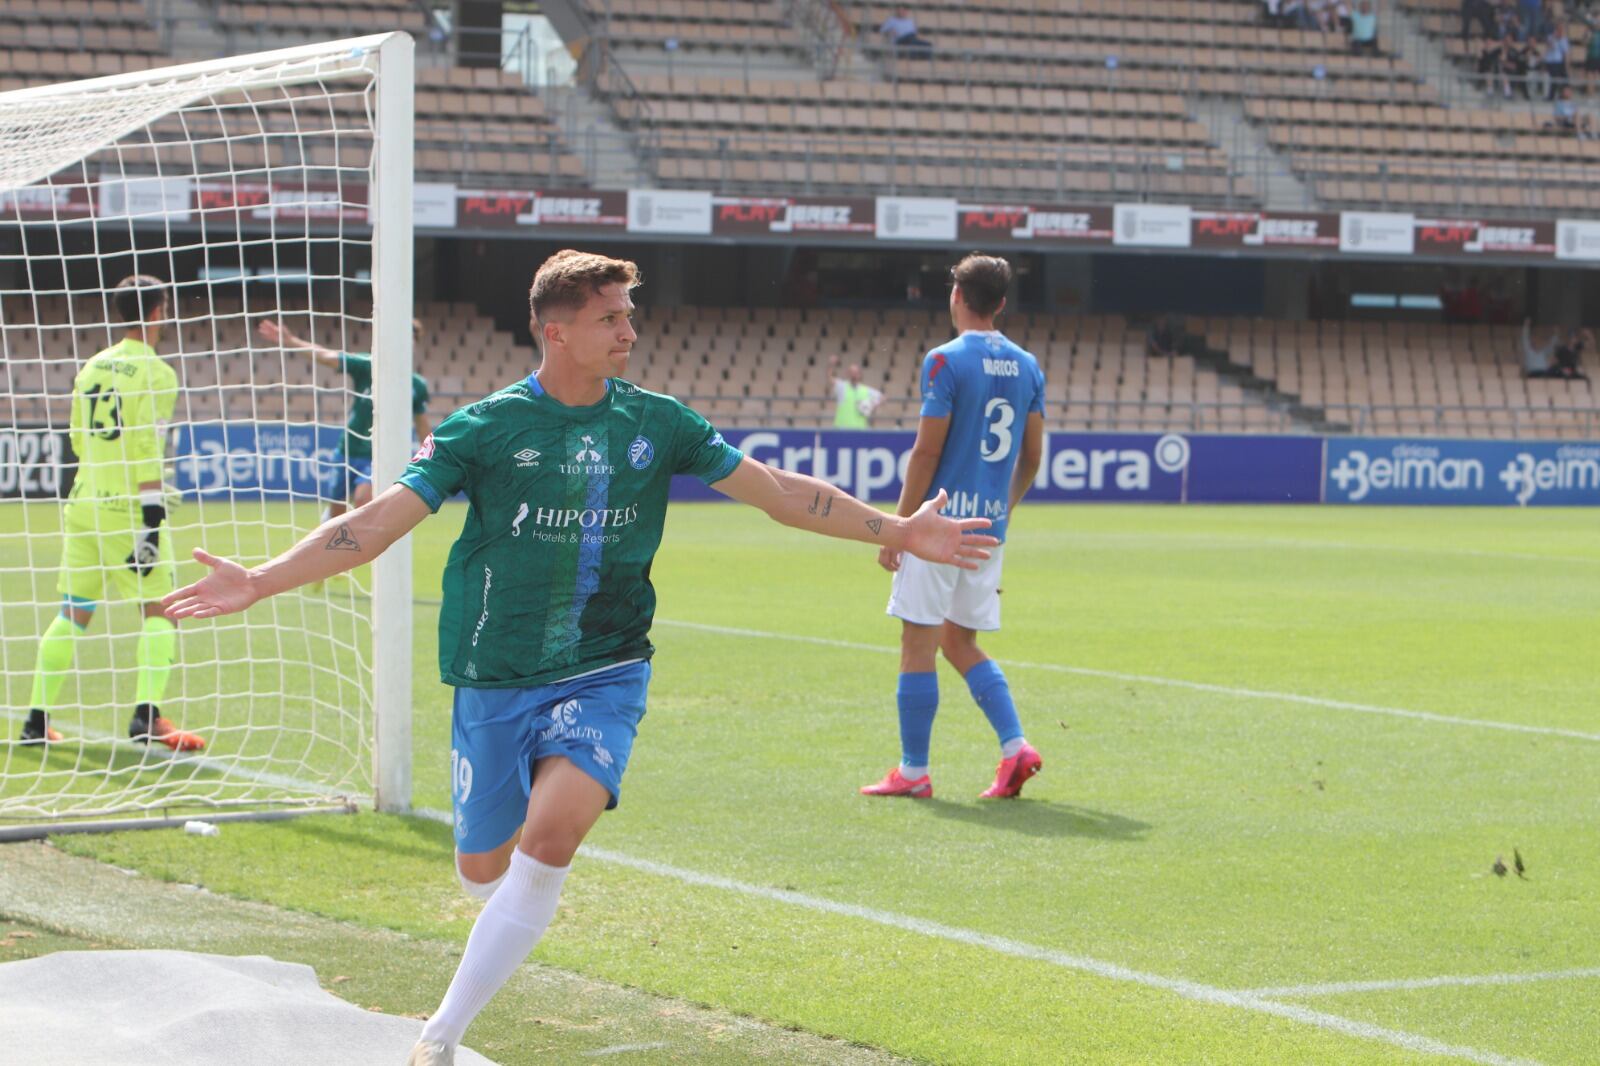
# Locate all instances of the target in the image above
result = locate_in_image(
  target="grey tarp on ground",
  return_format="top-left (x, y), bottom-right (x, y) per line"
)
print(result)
top-left (0, 949), bottom-right (497, 1066)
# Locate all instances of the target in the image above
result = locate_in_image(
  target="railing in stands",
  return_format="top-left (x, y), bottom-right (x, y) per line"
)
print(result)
top-left (1321, 402), bottom-right (1598, 439)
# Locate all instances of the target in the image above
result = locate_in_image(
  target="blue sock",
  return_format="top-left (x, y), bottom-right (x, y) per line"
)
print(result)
top-left (896, 671), bottom-right (939, 772)
top-left (966, 660), bottom-right (1024, 748)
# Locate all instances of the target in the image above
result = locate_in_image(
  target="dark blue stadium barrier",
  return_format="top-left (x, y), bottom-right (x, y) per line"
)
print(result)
top-left (1324, 437), bottom-right (1600, 506)
top-left (159, 423), bottom-right (1599, 506)
top-left (673, 430), bottom-right (1324, 504)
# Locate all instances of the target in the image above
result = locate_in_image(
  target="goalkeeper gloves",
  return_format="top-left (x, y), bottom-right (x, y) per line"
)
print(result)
top-left (127, 490), bottom-right (166, 576)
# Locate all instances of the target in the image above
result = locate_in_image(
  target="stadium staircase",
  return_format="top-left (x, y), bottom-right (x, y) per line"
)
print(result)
top-left (1191, 97), bottom-right (1315, 211)
top-left (1184, 328), bottom-right (1342, 434)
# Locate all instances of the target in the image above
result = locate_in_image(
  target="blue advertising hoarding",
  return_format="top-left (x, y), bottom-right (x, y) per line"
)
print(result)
top-left (1324, 437), bottom-right (1600, 506)
top-left (675, 429), bottom-right (1325, 505)
top-left (172, 423), bottom-right (342, 499)
top-left (164, 422), bottom-right (1600, 507)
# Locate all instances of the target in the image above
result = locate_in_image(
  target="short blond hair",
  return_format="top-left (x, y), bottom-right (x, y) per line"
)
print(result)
top-left (528, 249), bottom-right (641, 322)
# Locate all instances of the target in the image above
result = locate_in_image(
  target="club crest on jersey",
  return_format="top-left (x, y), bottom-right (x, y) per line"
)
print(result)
top-left (514, 448), bottom-right (541, 467)
top-left (627, 436), bottom-right (655, 469)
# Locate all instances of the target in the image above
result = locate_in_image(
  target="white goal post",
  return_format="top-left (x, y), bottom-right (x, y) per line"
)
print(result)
top-left (0, 33), bottom-right (415, 836)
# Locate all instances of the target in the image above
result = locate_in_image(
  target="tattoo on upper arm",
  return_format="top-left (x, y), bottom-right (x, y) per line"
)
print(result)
top-left (866, 518), bottom-right (884, 536)
top-left (326, 525), bottom-right (361, 551)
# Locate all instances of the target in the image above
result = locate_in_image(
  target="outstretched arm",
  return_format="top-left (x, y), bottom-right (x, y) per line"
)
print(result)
top-left (259, 319), bottom-right (342, 370)
top-left (163, 484), bottom-right (432, 619)
top-left (712, 457), bottom-right (995, 569)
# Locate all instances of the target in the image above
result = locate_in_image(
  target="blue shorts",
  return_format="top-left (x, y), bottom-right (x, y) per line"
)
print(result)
top-left (322, 455), bottom-right (372, 502)
top-left (449, 660), bottom-right (651, 854)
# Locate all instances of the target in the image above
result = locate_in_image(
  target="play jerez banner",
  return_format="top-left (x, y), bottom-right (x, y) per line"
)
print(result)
top-left (10, 424), bottom-right (1593, 506)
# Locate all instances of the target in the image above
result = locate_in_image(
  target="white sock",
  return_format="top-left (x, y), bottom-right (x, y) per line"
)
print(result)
top-left (420, 850), bottom-right (569, 1047)
top-left (900, 763), bottom-right (929, 781)
top-left (1001, 737), bottom-right (1027, 759)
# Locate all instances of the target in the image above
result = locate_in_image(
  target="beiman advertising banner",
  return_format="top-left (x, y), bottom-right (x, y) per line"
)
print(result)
top-left (1324, 437), bottom-right (1600, 506)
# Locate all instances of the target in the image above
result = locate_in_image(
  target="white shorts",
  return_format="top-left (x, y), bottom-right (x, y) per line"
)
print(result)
top-left (886, 546), bottom-right (1005, 632)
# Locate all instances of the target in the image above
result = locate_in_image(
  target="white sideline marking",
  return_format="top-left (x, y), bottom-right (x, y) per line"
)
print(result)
top-left (1246, 967), bottom-right (1600, 999)
top-left (654, 619), bottom-right (1600, 745)
top-left (581, 1043), bottom-right (670, 1057)
top-left (409, 809), bottom-right (1530, 1066)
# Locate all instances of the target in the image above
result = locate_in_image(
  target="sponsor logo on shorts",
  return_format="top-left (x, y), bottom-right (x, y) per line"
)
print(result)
top-left (591, 745), bottom-right (614, 769)
top-left (538, 698), bottom-right (606, 745)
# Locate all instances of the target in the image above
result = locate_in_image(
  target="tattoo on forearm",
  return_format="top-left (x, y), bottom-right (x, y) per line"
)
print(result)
top-left (807, 492), bottom-right (820, 515)
top-left (326, 525), bottom-right (361, 551)
top-left (866, 518), bottom-right (884, 536)
top-left (821, 495), bottom-right (834, 518)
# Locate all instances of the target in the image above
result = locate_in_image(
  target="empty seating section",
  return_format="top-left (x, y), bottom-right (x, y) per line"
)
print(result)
top-left (585, 0), bottom-right (810, 52)
top-left (625, 75), bottom-right (1245, 202)
top-left (5, 294), bottom-right (1589, 437)
top-left (1201, 318), bottom-right (1595, 439)
top-left (0, 2), bottom-right (587, 186)
top-left (1244, 98), bottom-right (1600, 214)
top-left (210, 0), bottom-right (428, 38)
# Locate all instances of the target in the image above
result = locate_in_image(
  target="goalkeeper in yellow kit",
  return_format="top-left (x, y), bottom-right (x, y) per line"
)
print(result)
top-left (19, 275), bottom-right (204, 751)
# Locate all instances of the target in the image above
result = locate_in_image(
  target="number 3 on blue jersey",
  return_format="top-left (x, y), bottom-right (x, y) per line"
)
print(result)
top-left (981, 398), bottom-right (1014, 462)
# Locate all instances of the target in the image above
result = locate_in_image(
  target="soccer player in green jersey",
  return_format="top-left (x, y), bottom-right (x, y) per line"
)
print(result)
top-left (20, 275), bottom-right (204, 751)
top-left (165, 250), bottom-right (996, 1066)
top-left (257, 317), bottom-right (433, 520)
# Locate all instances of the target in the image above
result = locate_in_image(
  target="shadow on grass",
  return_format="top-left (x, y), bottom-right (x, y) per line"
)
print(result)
top-left (0, 736), bottom-right (228, 800)
top-left (912, 798), bottom-right (1152, 841)
top-left (278, 808), bottom-right (454, 864)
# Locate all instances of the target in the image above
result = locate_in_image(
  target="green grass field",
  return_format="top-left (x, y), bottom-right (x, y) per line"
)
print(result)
top-left (3, 500), bottom-right (1599, 1064)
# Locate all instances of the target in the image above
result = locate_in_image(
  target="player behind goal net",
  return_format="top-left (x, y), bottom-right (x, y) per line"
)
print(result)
top-left (0, 34), bottom-right (416, 837)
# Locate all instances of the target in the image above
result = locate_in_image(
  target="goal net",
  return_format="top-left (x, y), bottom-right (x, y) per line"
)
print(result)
top-left (0, 34), bottom-right (415, 835)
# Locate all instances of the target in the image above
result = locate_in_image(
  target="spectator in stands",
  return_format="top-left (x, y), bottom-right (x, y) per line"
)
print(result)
top-left (1501, 28), bottom-right (1538, 96)
top-left (1464, 0), bottom-right (1499, 41)
top-left (1520, 318), bottom-right (1563, 377)
top-left (827, 355), bottom-right (886, 427)
top-left (1263, 0), bottom-right (1288, 27)
top-left (1548, 84), bottom-right (1596, 135)
top-left (1350, 0), bottom-right (1380, 53)
top-left (1584, 10), bottom-right (1600, 92)
top-left (1146, 316), bottom-right (1181, 359)
top-left (878, 7), bottom-right (933, 54)
top-left (1479, 31), bottom-right (1512, 93)
top-left (1543, 21), bottom-right (1573, 94)
top-left (1280, 0), bottom-right (1310, 28)
top-left (1554, 327), bottom-right (1592, 379)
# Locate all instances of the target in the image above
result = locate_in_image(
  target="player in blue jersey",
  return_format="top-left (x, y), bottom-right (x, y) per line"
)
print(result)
top-left (861, 253), bottom-right (1047, 800)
